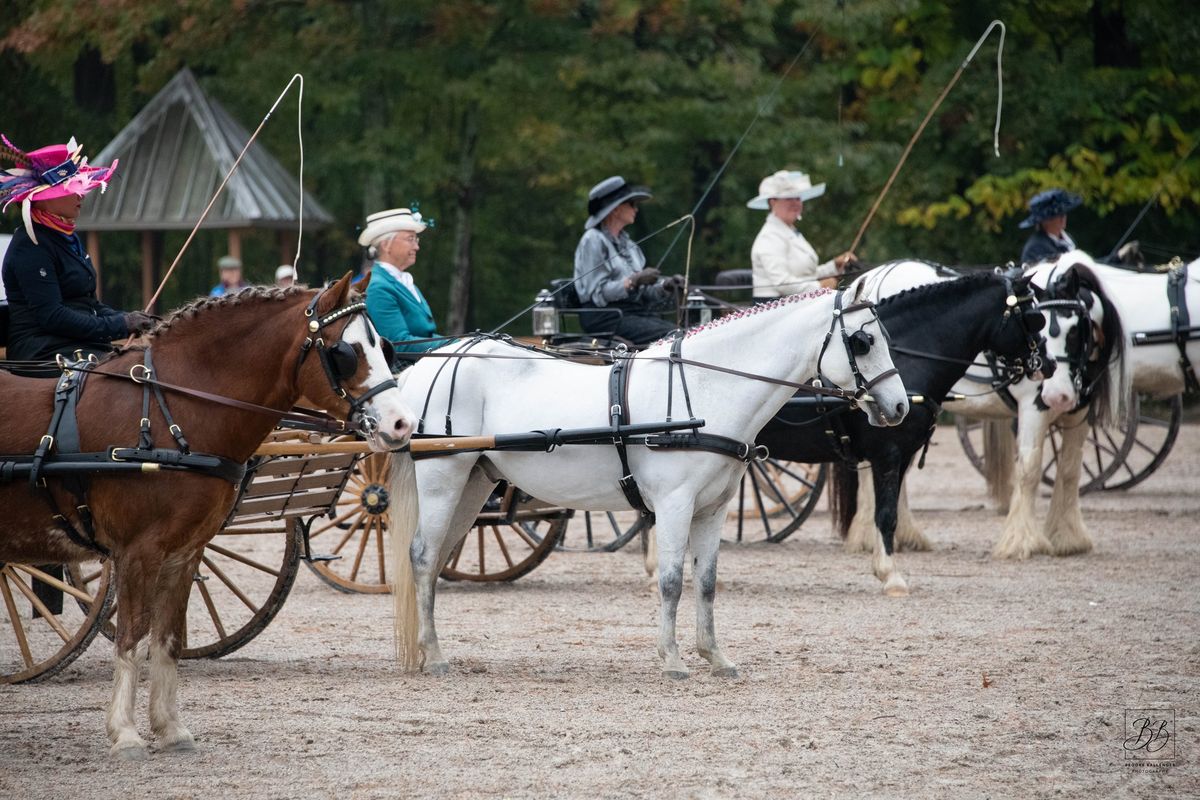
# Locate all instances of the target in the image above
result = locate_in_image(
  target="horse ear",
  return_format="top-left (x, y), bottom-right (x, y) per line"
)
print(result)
top-left (851, 278), bottom-right (868, 304)
top-left (318, 272), bottom-right (355, 315)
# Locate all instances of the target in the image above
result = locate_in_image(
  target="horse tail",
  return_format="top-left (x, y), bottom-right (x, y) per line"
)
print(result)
top-left (981, 420), bottom-right (1015, 509)
top-left (389, 450), bottom-right (422, 672)
top-left (829, 461), bottom-right (859, 539)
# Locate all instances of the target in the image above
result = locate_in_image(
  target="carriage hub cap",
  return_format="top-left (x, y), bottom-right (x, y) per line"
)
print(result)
top-left (361, 485), bottom-right (390, 515)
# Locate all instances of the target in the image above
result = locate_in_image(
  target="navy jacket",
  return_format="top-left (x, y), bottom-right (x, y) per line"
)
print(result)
top-left (1020, 230), bottom-right (1073, 266)
top-left (2, 224), bottom-right (129, 364)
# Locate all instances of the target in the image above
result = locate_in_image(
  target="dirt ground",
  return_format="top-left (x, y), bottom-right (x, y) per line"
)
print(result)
top-left (2, 424), bottom-right (1198, 799)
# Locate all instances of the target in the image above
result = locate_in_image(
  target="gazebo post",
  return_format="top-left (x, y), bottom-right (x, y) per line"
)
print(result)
top-left (278, 230), bottom-right (296, 269)
top-left (86, 231), bottom-right (102, 300)
top-left (227, 229), bottom-right (242, 262)
top-left (140, 231), bottom-right (160, 313)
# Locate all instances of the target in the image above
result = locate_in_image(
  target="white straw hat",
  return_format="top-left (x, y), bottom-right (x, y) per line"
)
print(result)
top-left (746, 170), bottom-right (826, 210)
top-left (357, 207), bottom-right (428, 246)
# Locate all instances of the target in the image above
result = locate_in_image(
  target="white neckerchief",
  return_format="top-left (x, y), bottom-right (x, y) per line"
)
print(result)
top-left (375, 260), bottom-right (422, 301)
top-left (1049, 230), bottom-right (1076, 250)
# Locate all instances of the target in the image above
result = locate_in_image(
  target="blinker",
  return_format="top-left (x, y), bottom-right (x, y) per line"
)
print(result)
top-left (848, 329), bottom-right (874, 357)
top-left (327, 341), bottom-right (359, 379)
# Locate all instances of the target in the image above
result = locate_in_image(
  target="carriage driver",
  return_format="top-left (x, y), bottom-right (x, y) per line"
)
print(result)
top-left (359, 206), bottom-right (444, 363)
top-left (1019, 188), bottom-right (1083, 266)
top-left (0, 134), bottom-right (155, 378)
top-left (573, 176), bottom-right (685, 346)
top-left (748, 170), bottom-right (856, 303)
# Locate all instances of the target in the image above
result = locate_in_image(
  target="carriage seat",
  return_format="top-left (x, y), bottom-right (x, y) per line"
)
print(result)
top-left (714, 269), bottom-right (752, 288)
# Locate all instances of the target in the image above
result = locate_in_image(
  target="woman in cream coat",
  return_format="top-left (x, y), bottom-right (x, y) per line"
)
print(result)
top-left (749, 170), bottom-right (855, 302)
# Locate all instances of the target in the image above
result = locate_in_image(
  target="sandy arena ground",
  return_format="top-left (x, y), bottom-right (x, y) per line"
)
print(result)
top-left (2, 424), bottom-right (1198, 798)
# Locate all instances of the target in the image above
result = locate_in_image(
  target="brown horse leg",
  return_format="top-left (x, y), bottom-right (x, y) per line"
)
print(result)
top-left (105, 547), bottom-right (160, 761)
top-left (149, 551), bottom-right (201, 752)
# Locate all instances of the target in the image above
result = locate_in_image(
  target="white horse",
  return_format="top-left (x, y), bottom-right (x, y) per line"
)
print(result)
top-left (389, 288), bottom-right (909, 679)
top-left (1084, 257), bottom-right (1199, 396)
top-left (845, 254), bottom-right (1129, 560)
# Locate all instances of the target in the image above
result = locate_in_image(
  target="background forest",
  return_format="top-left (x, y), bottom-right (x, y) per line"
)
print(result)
top-left (3, 0), bottom-right (1199, 333)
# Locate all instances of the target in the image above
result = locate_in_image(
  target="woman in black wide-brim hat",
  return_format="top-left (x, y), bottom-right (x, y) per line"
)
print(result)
top-left (571, 176), bottom-right (684, 345)
top-left (1019, 188), bottom-right (1083, 266)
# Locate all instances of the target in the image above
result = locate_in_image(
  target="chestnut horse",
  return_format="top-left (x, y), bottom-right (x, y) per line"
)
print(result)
top-left (0, 274), bottom-right (416, 759)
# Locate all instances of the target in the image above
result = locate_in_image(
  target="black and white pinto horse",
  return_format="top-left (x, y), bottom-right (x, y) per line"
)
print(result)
top-left (751, 269), bottom-right (1050, 595)
top-left (846, 254), bottom-right (1129, 560)
top-left (388, 287), bottom-right (909, 679)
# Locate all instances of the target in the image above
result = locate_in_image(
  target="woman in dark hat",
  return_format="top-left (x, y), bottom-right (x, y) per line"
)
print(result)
top-left (572, 175), bottom-right (684, 345)
top-left (1019, 188), bottom-right (1083, 265)
top-left (1, 134), bottom-right (154, 377)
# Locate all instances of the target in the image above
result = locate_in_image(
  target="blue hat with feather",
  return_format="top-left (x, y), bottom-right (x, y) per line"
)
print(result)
top-left (1019, 188), bottom-right (1082, 229)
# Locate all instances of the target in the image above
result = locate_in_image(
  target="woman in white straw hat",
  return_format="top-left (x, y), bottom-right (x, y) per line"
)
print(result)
top-left (358, 206), bottom-right (443, 358)
top-left (572, 175), bottom-right (684, 345)
top-left (748, 170), bottom-right (855, 303)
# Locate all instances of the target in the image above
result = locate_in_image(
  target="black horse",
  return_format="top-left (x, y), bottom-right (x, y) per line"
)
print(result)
top-left (754, 270), bottom-right (1050, 595)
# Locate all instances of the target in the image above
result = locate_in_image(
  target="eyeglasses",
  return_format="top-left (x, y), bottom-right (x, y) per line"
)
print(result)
top-left (396, 234), bottom-right (420, 244)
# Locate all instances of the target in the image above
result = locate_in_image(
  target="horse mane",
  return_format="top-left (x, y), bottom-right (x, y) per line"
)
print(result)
top-left (656, 288), bottom-right (833, 346)
top-left (872, 270), bottom-right (999, 313)
top-left (1061, 261), bottom-right (1128, 427)
top-left (145, 286), bottom-right (309, 340)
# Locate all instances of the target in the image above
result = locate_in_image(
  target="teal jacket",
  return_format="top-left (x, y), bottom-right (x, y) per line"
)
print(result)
top-left (364, 265), bottom-right (443, 353)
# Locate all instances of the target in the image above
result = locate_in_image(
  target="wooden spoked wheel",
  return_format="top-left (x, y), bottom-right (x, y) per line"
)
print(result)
top-left (554, 510), bottom-right (650, 552)
top-left (306, 452), bottom-right (393, 594)
top-left (1, 559), bottom-right (114, 684)
top-left (953, 395), bottom-right (1170, 494)
top-left (440, 484), bottom-right (569, 582)
top-left (88, 519), bottom-right (303, 659)
top-left (724, 459), bottom-right (827, 543)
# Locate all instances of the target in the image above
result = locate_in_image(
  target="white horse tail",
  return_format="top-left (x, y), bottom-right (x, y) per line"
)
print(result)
top-left (389, 449), bottom-right (421, 672)
top-left (981, 419), bottom-right (1015, 511)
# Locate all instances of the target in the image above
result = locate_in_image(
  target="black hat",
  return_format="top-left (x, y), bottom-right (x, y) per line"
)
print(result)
top-left (1019, 188), bottom-right (1083, 229)
top-left (585, 176), bottom-right (652, 230)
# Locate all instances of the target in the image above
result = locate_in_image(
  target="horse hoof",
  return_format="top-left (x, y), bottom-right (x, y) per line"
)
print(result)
top-left (111, 742), bottom-right (149, 761)
top-left (883, 576), bottom-right (909, 597)
top-left (663, 668), bottom-right (690, 680)
top-left (424, 661), bottom-right (450, 676)
top-left (159, 736), bottom-right (196, 753)
top-left (711, 666), bottom-right (739, 679)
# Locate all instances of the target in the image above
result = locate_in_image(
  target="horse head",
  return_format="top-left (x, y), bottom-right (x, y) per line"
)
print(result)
top-left (992, 272), bottom-right (1055, 383)
top-left (1033, 254), bottom-right (1129, 422)
top-left (817, 282), bottom-right (910, 427)
top-left (296, 272), bottom-right (416, 448)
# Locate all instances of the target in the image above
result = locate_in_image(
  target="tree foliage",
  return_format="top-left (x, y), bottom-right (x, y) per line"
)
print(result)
top-left (3, 0), bottom-right (1198, 330)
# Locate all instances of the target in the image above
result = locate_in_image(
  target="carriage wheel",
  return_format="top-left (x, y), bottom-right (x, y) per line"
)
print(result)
top-left (1, 559), bottom-right (114, 684)
top-left (553, 510), bottom-right (651, 553)
top-left (439, 484), bottom-right (569, 582)
top-left (1088, 393), bottom-right (1183, 491)
top-left (723, 459), bottom-right (827, 543)
top-left (954, 394), bottom-right (1167, 494)
top-left (87, 519), bottom-right (303, 659)
top-left (306, 452), bottom-right (393, 594)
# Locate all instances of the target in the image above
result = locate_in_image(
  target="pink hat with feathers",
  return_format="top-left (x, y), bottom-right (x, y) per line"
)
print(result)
top-left (0, 134), bottom-right (119, 242)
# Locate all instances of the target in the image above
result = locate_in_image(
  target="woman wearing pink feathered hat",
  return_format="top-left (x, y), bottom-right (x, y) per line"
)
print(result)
top-left (1, 134), bottom-right (154, 376)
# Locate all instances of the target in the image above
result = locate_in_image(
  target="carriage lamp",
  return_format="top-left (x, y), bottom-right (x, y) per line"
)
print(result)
top-left (532, 289), bottom-right (560, 336)
top-left (686, 287), bottom-right (712, 326)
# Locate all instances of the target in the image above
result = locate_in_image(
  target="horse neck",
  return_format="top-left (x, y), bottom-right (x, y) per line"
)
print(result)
top-left (883, 280), bottom-right (1009, 401)
top-left (660, 293), bottom-right (836, 432)
top-left (143, 294), bottom-right (310, 461)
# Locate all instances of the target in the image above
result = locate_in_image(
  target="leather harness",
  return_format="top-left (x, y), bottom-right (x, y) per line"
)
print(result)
top-left (1167, 260), bottom-right (1199, 393)
top-left (1, 291), bottom-right (392, 557)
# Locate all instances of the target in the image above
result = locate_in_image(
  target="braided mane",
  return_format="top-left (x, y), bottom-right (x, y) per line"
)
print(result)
top-left (148, 285), bottom-right (309, 338)
top-left (873, 270), bottom-right (999, 310)
top-left (652, 288), bottom-right (833, 346)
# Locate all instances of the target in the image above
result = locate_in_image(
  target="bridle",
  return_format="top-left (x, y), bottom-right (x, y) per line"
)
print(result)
top-left (1038, 274), bottom-right (1096, 396)
top-left (814, 290), bottom-right (899, 406)
top-left (990, 273), bottom-right (1052, 385)
top-left (295, 292), bottom-right (398, 437)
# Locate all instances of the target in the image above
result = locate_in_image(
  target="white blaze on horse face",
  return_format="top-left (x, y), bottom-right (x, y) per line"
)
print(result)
top-left (343, 316), bottom-right (417, 447)
top-left (1038, 305), bottom-right (1090, 413)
